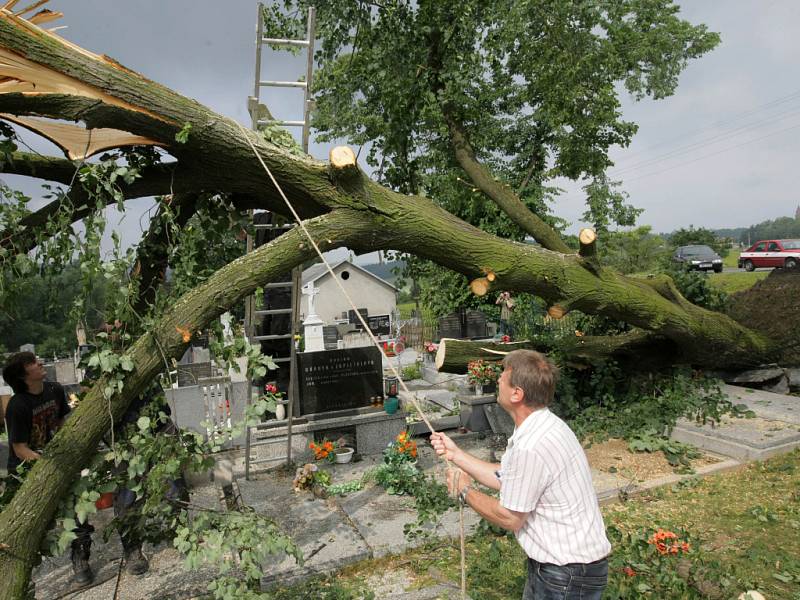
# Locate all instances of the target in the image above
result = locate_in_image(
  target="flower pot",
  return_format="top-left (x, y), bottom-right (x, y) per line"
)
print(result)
top-left (95, 491), bottom-right (114, 510)
top-left (334, 447), bottom-right (355, 464)
top-left (475, 383), bottom-right (483, 396)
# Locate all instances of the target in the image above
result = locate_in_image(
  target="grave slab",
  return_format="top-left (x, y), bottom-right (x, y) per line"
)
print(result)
top-left (237, 473), bottom-right (371, 587)
top-left (670, 385), bottom-right (800, 460)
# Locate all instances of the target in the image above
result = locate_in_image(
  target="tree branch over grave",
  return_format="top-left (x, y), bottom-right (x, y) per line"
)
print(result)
top-left (0, 209), bottom-right (371, 600)
top-left (444, 113), bottom-right (572, 254)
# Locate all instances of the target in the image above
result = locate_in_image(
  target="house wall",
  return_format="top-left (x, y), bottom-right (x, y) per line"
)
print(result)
top-left (302, 263), bottom-right (396, 325)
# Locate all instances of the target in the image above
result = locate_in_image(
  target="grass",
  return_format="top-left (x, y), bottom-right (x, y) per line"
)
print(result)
top-left (708, 271), bottom-right (768, 293)
top-left (723, 251), bottom-right (740, 269)
top-left (265, 449), bottom-right (800, 599)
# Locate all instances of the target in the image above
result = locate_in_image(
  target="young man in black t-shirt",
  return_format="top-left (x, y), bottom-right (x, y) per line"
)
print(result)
top-left (2, 352), bottom-right (94, 583)
top-left (3, 352), bottom-right (70, 472)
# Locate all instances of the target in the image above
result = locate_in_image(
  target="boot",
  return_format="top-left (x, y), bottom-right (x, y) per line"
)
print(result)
top-left (70, 542), bottom-right (93, 585)
top-left (123, 543), bottom-right (149, 575)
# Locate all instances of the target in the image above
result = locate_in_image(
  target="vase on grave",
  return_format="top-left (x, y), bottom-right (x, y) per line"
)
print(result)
top-left (475, 383), bottom-right (483, 396)
top-left (384, 395), bottom-right (399, 414)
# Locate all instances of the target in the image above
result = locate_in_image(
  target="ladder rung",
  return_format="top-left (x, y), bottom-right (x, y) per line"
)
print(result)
top-left (253, 223), bottom-right (295, 230)
top-left (261, 37), bottom-right (309, 48)
top-left (259, 80), bottom-right (307, 89)
top-left (252, 334), bottom-right (293, 341)
top-left (263, 281), bottom-right (293, 289)
top-left (258, 119), bottom-right (305, 127)
top-left (254, 308), bottom-right (293, 315)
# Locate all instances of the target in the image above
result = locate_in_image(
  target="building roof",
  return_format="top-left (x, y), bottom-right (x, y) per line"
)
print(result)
top-left (301, 259), bottom-right (396, 291)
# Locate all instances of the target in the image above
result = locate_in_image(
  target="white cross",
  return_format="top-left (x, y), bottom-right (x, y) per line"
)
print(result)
top-left (301, 283), bottom-right (320, 316)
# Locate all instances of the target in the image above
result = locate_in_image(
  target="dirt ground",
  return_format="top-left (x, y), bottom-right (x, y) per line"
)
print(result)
top-left (726, 268), bottom-right (800, 364)
top-left (584, 438), bottom-right (719, 482)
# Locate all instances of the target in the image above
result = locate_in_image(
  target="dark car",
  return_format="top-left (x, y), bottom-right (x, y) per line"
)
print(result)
top-left (672, 245), bottom-right (723, 272)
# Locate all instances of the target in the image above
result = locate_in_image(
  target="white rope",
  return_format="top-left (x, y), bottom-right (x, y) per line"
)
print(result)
top-left (236, 124), bottom-right (467, 598)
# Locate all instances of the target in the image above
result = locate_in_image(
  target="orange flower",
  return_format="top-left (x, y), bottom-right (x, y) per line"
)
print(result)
top-left (622, 566), bottom-right (636, 577)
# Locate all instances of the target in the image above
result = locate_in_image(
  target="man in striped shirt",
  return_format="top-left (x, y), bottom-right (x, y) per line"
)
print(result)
top-left (431, 350), bottom-right (610, 599)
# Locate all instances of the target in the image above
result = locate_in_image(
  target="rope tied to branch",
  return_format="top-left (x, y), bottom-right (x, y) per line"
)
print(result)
top-left (236, 123), bottom-right (468, 599)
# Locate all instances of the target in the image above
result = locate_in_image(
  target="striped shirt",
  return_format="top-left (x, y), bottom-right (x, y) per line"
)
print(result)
top-left (499, 408), bottom-right (611, 565)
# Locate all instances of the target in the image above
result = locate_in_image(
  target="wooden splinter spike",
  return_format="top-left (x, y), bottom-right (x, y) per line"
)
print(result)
top-left (29, 8), bottom-right (61, 25)
top-left (547, 304), bottom-right (567, 320)
top-left (14, 0), bottom-right (52, 18)
top-left (469, 277), bottom-right (491, 297)
top-left (578, 227), bottom-right (597, 258)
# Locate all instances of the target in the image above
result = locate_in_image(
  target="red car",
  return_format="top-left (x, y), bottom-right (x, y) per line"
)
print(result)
top-left (738, 239), bottom-right (800, 271)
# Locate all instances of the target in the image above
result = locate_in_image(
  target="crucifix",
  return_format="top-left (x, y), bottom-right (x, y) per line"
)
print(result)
top-left (301, 282), bottom-right (320, 317)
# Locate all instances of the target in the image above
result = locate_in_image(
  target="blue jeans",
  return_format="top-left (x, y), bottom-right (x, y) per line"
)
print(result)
top-left (522, 558), bottom-right (608, 600)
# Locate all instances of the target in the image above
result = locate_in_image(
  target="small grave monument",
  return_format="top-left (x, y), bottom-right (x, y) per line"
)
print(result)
top-left (302, 282), bottom-right (324, 352)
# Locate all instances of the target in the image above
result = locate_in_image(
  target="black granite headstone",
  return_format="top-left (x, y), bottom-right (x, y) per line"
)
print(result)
top-left (297, 346), bottom-right (383, 415)
top-left (465, 310), bottom-right (488, 338)
top-left (366, 314), bottom-right (391, 337)
top-left (348, 308), bottom-right (369, 329)
top-left (438, 313), bottom-right (462, 339)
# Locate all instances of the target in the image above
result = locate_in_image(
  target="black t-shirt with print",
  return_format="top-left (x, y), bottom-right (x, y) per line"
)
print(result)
top-left (5, 381), bottom-right (70, 472)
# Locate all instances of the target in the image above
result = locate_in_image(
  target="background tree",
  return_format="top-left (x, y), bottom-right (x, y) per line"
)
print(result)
top-left (668, 225), bottom-right (730, 257)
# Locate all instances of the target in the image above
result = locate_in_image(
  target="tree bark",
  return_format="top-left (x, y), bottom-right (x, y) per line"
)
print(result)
top-left (435, 331), bottom-right (676, 374)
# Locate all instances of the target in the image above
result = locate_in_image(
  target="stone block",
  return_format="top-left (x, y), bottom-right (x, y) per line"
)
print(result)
top-left (458, 394), bottom-right (496, 432)
top-left (728, 367), bottom-right (784, 384)
top-left (484, 404), bottom-right (515, 438)
top-left (353, 413), bottom-right (406, 454)
top-left (763, 375), bottom-right (790, 395)
top-left (786, 368), bottom-right (800, 389)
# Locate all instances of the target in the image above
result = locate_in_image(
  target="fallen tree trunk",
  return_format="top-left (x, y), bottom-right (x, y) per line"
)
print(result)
top-left (435, 338), bottom-right (536, 372)
top-left (435, 331), bottom-right (676, 373)
top-left (0, 10), bottom-right (776, 370)
top-left (0, 210), bottom-right (369, 600)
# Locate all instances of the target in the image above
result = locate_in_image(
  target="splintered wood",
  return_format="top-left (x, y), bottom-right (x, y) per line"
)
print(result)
top-left (0, 6), bottom-right (169, 123)
top-left (1, 114), bottom-right (163, 159)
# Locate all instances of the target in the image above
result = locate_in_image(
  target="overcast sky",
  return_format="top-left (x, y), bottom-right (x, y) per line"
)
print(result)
top-left (4, 0), bottom-right (800, 261)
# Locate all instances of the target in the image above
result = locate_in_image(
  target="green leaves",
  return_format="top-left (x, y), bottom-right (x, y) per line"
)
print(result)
top-left (175, 122), bottom-right (192, 144)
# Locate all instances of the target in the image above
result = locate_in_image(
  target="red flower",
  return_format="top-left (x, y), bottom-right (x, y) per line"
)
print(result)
top-left (264, 383), bottom-right (278, 393)
top-left (622, 566), bottom-right (636, 577)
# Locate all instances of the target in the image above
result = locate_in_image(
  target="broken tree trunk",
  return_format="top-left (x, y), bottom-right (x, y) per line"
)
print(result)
top-left (0, 211), bottom-right (370, 600)
top-left (0, 10), bottom-right (777, 370)
top-left (435, 331), bottom-right (676, 374)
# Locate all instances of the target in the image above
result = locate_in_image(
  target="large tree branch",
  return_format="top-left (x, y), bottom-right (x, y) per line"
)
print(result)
top-left (0, 209), bottom-right (372, 599)
top-left (0, 14), bottom-right (774, 368)
top-left (444, 113), bottom-right (572, 253)
top-left (0, 152), bottom-right (200, 253)
top-left (435, 331), bottom-right (676, 374)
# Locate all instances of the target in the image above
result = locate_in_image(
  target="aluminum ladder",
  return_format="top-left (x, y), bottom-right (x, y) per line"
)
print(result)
top-left (244, 4), bottom-right (316, 479)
